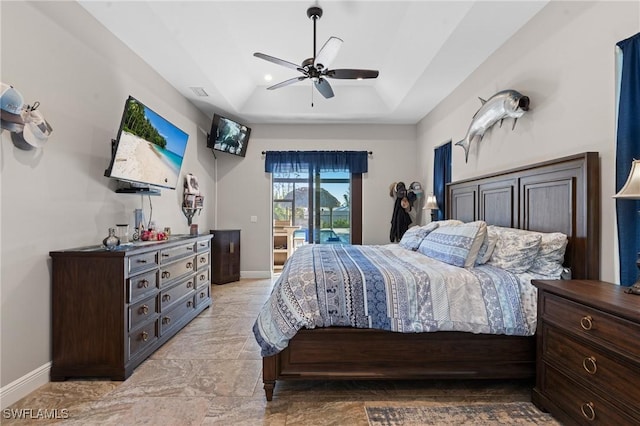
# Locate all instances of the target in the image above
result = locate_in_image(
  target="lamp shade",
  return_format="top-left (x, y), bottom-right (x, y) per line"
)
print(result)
top-left (614, 160), bottom-right (640, 199)
top-left (424, 194), bottom-right (439, 210)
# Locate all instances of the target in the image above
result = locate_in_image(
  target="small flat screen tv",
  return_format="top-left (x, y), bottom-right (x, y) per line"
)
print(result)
top-left (207, 114), bottom-right (250, 157)
top-left (104, 96), bottom-right (189, 191)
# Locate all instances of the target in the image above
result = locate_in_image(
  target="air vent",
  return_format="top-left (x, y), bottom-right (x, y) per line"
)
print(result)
top-left (189, 87), bottom-right (208, 97)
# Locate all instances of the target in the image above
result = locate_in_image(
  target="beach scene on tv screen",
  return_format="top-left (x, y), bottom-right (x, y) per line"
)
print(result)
top-left (214, 117), bottom-right (248, 155)
top-left (110, 99), bottom-right (188, 188)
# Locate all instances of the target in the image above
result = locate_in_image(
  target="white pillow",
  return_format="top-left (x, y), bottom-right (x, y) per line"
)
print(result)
top-left (487, 226), bottom-right (542, 273)
top-left (528, 232), bottom-right (568, 277)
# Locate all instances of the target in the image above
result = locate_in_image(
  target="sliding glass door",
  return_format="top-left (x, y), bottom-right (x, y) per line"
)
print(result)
top-left (273, 169), bottom-right (351, 245)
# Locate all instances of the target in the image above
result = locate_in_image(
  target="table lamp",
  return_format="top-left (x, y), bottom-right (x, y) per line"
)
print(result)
top-left (613, 159), bottom-right (640, 295)
top-left (423, 194), bottom-right (439, 222)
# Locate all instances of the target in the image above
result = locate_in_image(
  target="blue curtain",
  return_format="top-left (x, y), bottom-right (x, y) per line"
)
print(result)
top-left (265, 151), bottom-right (368, 173)
top-left (615, 32), bottom-right (640, 286)
top-left (433, 142), bottom-right (452, 220)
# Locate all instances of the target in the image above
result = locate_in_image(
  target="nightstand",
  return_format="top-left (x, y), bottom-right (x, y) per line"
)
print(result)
top-left (532, 280), bottom-right (640, 425)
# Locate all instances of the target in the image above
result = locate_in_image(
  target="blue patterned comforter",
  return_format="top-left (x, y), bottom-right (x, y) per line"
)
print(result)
top-left (253, 244), bottom-right (536, 357)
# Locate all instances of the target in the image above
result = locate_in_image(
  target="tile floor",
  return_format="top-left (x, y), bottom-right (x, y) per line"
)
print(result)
top-left (3, 278), bottom-right (538, 425)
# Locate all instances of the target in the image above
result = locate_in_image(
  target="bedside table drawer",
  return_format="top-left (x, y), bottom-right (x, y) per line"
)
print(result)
top-left (541, 363), bottom-right (637, 425)
top-left (542, 293), bottom-right (640, 358)
top-left (543, 325), bottom-right (640, 411)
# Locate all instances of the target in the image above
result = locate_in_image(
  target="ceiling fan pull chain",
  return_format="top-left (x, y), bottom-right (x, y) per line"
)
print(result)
top-left (311, 83), bottom-right (314, 108)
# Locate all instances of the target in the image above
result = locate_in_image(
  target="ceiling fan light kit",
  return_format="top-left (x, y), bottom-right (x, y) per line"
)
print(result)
top-left (254, 6), bottom-right (379, 104)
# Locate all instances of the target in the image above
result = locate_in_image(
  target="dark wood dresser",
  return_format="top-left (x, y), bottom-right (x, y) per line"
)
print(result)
top-left (532, 280), bottom-right (640, 425)
top-left (50, 234), bottom-right (212, 381)
top-left (210, 229), bottom-right (240, 284)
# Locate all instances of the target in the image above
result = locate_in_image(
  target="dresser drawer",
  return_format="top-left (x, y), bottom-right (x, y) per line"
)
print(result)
top-left (196, 267), bottom-right (210, 288)
top-left (159, 243), bottom-right (195, 264)
top-left (129, 295), bottom-right (159, 331)
top-left (128, 270), bottom-right (158, 303)
top-left (159, 256), bottom-right (196, 287)
top-left (195, 284), bottom-right (210, 307)
top-left (542, 293), bottom-right (640, 359)
top-left (541, 363), bottom-right (637, 425)
top-left (160, 277), bottom-right (195, 311)
top-left (128, 250), bottom-right (158, 275)
top-left (543, 325), bottom-right (640, 412)
top-left (196, 252), bottom-right (210, 270)
top-left (160, 296), bottom-right (196, 335)
top-left (196, 239), bottom-right (210, 252)
top-left (128, 319), bottom-right (158, 360)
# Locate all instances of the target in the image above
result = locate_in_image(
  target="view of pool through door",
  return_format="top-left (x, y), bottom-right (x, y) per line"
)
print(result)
top-left (272, 170), bottom-right (351, 247)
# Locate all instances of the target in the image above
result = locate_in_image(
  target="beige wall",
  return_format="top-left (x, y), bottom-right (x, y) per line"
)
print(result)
top-left (0, 2), bottom-right (215, 396)
top-left (215, 123), bottom-right (418, 276)
top-left (417, 0), bottom-right (639, 284)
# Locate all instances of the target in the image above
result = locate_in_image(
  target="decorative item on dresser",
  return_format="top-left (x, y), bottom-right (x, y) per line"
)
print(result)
top-left (50, 234), bottom-right (212, 381)
top-left (532, 279), bottom-right (640, 425)
top-left (210, 229), bottom-right (240, 284)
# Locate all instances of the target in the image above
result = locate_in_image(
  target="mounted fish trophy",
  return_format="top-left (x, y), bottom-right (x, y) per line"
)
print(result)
top-left (456, 90), bottom-right (530, 163)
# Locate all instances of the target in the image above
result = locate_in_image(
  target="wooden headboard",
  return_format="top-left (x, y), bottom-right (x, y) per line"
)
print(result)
top-left (447, 152), bottom-right (600, 280)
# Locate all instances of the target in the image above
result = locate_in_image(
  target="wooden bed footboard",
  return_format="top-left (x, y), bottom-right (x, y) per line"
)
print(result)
top-left (262, 329), bottom-right (535, 401)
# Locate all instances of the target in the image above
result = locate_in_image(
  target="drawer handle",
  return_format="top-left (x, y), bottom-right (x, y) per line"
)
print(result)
top-left (199, 257), bottom-right (206, 263)
top-left (162, 294), bottom-right (171, 302)
top-left (580, 402), bottom-right (596, 421)
top-left (580, 315), bottom-right (593, 330)
top-left (582, 356), bottom-right (597, 374)
top-left (200, 274), bottom-right (206, 281)
top-left (200, 292), bottom-right (206, 299)
top-left (187, 300), bottom-right (193, 307)
top-left (162, 316), bottom-right (171, 325)
top-left (187, 246), bottom-right (194, 251)
top-left (162, 271), bottom-right (170, 279)
top-left (139, 305), bottom-right (149, 315)
top-left (187, 281), bottom-right (193, 288)
top-left (141, 331), bottom-right (149, 342)
top-left (137, 259), bottom-right (148, 264)
top-left (162, 253), bottom-right (170, 257)
top-left (186, 262), bottom-right (193, 269)
top-left (138, 279), bottom-right (149, 289)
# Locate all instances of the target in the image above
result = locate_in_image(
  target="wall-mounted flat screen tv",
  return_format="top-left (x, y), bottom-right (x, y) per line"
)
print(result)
top-left (207, 113), bottom-right (250, 157)
top-left (104, 96), bottom-right (189, 191)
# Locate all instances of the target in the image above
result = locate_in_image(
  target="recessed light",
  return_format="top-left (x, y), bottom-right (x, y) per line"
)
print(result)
top-left (264, 74), bottom-right (273, 82)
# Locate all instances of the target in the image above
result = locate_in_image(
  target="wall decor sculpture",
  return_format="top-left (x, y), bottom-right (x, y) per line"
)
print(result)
top-left (456, 89), bottom-right (529, 163)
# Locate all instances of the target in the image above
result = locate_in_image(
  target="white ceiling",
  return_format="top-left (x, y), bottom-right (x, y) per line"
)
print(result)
top-left (79, 1), bottom-right (548, 125)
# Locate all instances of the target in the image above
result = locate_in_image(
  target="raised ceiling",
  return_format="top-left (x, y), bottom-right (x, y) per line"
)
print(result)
top-left (79, 1), bottom-right (548, 124)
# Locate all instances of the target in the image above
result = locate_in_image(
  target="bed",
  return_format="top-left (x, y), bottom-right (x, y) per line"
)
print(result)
top-left (255, 152), bottom-right (600, 401)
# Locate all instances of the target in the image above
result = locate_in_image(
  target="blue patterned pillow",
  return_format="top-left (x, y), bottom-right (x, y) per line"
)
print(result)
top-left (487, 227), bottom-right (542, 273)
top-left (398, 222), bottom-right (439, 251)
top-left (418, 221), bottom-right (487, 267)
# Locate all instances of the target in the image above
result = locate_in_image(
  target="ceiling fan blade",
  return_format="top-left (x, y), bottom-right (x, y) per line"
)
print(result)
top-left (314, 36), bottom-right (343, 70)
top-left (254, 52), bottom-right (302, 72)
top-left (267, 76), bottom-right (307, 90)
top-left (326, 69), bottom-right (379, 79)
top-left (314, 78), bottom-right (334, 99)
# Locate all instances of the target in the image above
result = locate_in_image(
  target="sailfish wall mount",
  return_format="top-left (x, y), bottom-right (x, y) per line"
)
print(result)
top-left (456, 90), bottom-right (530, 163)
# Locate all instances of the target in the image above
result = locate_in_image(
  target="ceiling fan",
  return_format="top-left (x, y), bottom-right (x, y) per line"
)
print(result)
top-left (253, 6), bottom-right (379, 101)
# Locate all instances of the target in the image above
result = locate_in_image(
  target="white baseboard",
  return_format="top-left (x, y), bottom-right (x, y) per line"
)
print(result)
top-left (240, 270), bottom-right (272, 279)
top-left (0, 362), bottom-right (51, 409)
